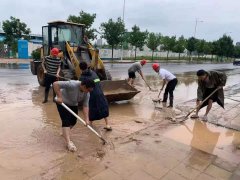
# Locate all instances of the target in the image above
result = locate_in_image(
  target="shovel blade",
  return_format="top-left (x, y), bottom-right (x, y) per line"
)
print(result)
top-left (152, 98), bottom-right (161, 102)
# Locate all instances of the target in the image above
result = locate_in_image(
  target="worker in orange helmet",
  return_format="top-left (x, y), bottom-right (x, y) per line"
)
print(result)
top-left (152, 63), bottom-right (178, 108)
top-left (42, 48), bottom-right (61, 103)
top-left (127, 59), bottom-right (147, 86)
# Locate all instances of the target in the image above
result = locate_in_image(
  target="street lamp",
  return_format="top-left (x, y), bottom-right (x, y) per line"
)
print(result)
top-left (120, 0), bottom-right (126, 61)
top-left (194, 18), bottom-right (203, 38)
top-left (191, 18), bottom-right (203, 61)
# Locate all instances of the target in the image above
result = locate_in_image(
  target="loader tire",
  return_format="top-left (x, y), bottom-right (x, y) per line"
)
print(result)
top-left (37, 66), bottom-right (45, 86)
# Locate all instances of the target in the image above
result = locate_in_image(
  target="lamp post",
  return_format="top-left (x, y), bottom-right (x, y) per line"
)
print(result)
top-left (194, 18), bottom-right (203, 38)
top-left (191, 18), bottom-right (203, 61)
top-left (120, 0), bottom-right (126, 61)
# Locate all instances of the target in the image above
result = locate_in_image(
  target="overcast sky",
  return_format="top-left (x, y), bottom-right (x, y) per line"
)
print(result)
top-left (0, 0), bottom-right (239, 43)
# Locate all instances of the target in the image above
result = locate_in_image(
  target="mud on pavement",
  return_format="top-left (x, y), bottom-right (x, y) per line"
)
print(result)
top-left (0, 64), bottom-right (240, 179)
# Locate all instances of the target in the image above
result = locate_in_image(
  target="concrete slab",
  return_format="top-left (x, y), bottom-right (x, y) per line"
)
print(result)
top-left (205, 164), bottom-right (232, 179)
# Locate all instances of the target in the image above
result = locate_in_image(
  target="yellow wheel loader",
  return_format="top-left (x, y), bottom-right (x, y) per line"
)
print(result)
top-left (30, 21), bottom-right (139, 102)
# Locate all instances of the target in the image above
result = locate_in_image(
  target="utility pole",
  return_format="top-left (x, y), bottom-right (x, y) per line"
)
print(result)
top-left (194, 18), bottom-right (203, 38)
top-left (191, 18), bottom-right (203, 61)
top-left (120, 0), bottom-right (126, 61)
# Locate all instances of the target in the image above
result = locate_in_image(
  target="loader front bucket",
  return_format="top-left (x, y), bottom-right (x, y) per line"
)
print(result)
top-left (100, 80), bottom-right (140, 102)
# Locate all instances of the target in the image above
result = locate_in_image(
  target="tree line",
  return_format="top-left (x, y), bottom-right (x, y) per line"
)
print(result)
top-left (2, 11), bottom-right (239, 61)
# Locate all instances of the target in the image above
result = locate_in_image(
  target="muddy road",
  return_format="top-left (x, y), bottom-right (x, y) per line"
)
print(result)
top-left (0, 63), bottom-right (240, 179)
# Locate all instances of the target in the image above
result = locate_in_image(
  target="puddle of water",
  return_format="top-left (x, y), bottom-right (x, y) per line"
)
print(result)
top-left (163, 120), bottom-right (240, 162)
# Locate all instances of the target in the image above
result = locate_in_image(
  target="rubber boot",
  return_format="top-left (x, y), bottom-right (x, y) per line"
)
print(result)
top-left (168, 97), bottom-right (174, 108)
top-left (42, 90), bottom-right (49, 103)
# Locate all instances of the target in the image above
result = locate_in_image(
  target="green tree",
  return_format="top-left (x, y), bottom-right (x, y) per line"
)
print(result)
top-left (195, 39), bottom-right (205, 58)
top-left (203, 41), bottom-right (211, 54)
top-left (100, 17), bottom-right (125, 60)
top-left (146, 33), bottom-right (161, 60)
top-left (122, 31), bottom-right (130, 50)
top-left (202, 41), bottom-right (213, 60)
top-left (129, 25), bottom-right (148, 60)
top-left (161, 36), bottom-right (176, 60)
top-left (234, 46), bottom-right (240, 58)
top-left (186, 37), bottom-right (197, 60)
top-left (211, 41), bottom-right (221, 61)
top-left (173, 36), bottom-right (186, 60)
top-left (67, 10), bottom-right (96, 40)
top-left (0, 42), bottom-right (5, 58)
top-left (217, 35), bottom-right (234, 59)
top-left (2, 16), bottom-right (31, 54)
top-left (208, 42), bottom-right (215, 61)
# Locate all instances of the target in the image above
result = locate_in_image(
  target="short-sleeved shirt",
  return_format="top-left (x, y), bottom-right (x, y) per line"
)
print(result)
top-left (158, 68), bottom-right (176, 82)
top-left (128, 62), bottom-right (142, 73)
top-left (44, 56), bottom-right (61, 75)
top-left (57, 80), bottom-right (89, 106)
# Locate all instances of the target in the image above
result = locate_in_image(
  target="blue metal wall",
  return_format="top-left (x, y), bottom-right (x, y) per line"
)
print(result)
top-left (18, 40), bottom-right (28, 59)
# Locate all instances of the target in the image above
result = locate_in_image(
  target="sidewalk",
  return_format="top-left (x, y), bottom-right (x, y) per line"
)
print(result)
top-left (0, 58), bottom-right (30, 64)
top-left (41, 104), bottom-right (240, 180)
top-left (54, 118), bottom-right (240, 180)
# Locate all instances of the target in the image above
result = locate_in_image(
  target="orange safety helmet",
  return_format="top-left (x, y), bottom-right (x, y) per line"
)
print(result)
top-left (51, 48), bottom-right (59, 56)
top-left (152, 63), bottom-right (160, 71)
top-left (141, 59), bottom-right (147, 65)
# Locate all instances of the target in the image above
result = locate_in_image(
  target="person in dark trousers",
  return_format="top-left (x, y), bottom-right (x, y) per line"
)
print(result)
top-left (42, 48), bottom-right (61, 103)
top-left (190, 69), bottom-right (227, 121)
top-left (53, 79), bottom-right (95, 152)
top-left (79, 61), bottom-right (112, 130)
top-left (152, 63), bottom-right (178, 108)
top-left (127, 59), bottom-right (147, 86)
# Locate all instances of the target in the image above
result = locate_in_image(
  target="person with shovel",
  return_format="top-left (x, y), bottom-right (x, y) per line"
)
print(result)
top-left (127, 59), bottom-right (147, 86)
top-left (53, 79), bottom-right (95, 152)
top-left (152, 63), bottom-right (178, 108)
top-left (79, 61), bottom-right (112, 131)
top-left (190, 69), bottom-right (227, 121)
top-left (42, 48), bottom-right (61, 103)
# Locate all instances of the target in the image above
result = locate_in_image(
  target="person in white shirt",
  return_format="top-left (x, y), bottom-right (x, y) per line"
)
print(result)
top-left (152, 63), bottom-right (178, 107)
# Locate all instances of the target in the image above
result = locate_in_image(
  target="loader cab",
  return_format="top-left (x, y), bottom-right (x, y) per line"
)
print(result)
top-left (42, 21), bottom-right (85, 56)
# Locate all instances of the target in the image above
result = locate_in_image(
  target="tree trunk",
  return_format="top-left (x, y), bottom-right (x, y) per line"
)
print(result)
top-left (167, 51), bottom-right (169, 61)
top-left (135, 48), bottom-right (137, 61)
top-left (178, 53), bottom-right (180, 60)
top-left (211, 54), bottom-right (213, 62)
top-left (111, 45), bottom-right (114, 63)
top-left (152, 50), bottom-right (154, 61)
top-left (189, 52), bottom-right (192, 63)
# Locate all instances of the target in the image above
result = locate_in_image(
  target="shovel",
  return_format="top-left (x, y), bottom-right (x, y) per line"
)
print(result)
top-left (179, 87), bottom-right (221, 122)
top-left (47, 73), bottom-right (71, 81)
top-left (142, 78), bottom-right (158, 92)
top-left (61, 102), bottom-right (107, 144)
top-left (152, 89), bottom-right (162, 103)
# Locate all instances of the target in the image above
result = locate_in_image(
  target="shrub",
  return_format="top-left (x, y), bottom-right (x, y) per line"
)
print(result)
top-left (31, 48), bottom-right (41, 60)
